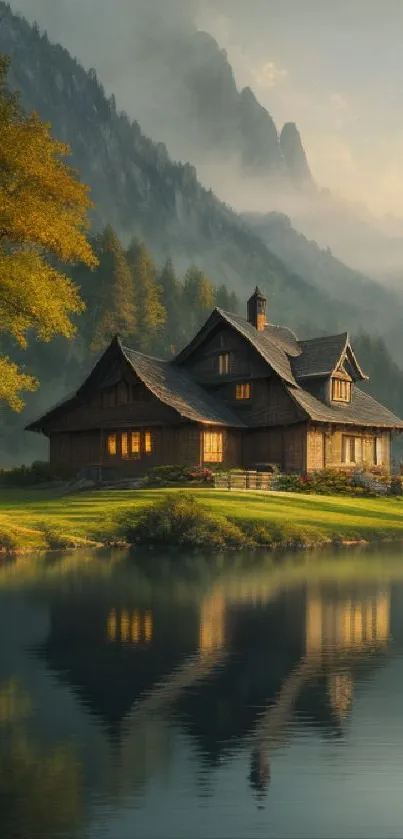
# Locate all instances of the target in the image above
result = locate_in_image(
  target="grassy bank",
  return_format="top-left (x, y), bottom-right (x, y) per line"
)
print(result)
top-left (1, 487), bottom-right (403, 554)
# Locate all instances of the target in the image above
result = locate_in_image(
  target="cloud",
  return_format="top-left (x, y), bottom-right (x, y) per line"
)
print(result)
top-left (251, 60), bottom-right (288, 90)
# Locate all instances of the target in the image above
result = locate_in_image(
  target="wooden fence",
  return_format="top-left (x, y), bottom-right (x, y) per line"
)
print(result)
top-left (213, 471), bottom-right (273, 491)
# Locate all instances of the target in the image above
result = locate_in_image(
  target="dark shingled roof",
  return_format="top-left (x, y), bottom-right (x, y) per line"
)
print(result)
top-left (287, 384), bottom-right (403, 428)
top-left (292, 333), bottom-right (368, 381)
top-left (215, 309), bottom-right (299, 385)
top-left (121, 346), bottom-right (245, 427)
top-left (26, 340), bottom-right (246, 432)
top-left (292, 333), bottom-right (348, 379)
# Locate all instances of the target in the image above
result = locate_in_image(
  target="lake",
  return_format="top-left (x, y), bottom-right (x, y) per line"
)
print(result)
top-left (2, 546), bottom-right (403, 838)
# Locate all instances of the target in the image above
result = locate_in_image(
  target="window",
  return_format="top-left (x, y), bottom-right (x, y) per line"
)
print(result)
top-left (219, 353), bottom-right (230, 375)
top-left (236, 382), bottom-right (251, 400)
top-left (374, 437), bottom-right (383, 465)
top-left (332, 378), bottom-right (351, 402)
top-left (107, 433), bottom-right (117, 456)
top-left (121, 432), bottom-right (129, 458)
top-left (144, 430), bottom-right (152, 454)
top-left (131, 431), bottom-right (141, 457)
top-left (203, 430), bottom-right (223, 463)
top-left (342, 435), bottom-right (363, 464)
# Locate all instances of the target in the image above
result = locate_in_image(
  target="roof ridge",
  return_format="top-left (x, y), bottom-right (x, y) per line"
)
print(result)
top-left (298, 331), bottom-right (348, 346)
top-left (120, 344), bottom-right (167, 364)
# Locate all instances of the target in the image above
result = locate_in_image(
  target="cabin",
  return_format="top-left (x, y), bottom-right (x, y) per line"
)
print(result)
top-left (26, 288), bottom-right (403, 477)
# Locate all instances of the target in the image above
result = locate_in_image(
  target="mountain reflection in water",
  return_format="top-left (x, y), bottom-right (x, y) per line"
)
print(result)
top-left (0, 548), bottom-right (403, 838)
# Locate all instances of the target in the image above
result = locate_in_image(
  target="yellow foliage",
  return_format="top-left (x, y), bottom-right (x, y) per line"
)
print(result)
top-left (0, 55), bottom-right (97, 409)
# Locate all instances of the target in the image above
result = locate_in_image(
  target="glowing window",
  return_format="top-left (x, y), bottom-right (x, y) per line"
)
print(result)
top-left (107, 433), bottom-right (117, 456)
top-left (131, 431), bottom-right (141, 457)
top-left (219, 353), bottom-right (230, 375)
top-left (236, 382), bottom-right (251, 400)
top-left (332, 378), bottom-right (351, 402)
top-left (203, 430), bottom-right (223, 463)
top-left (144, 431), bottom-right (152, 453)
top-left (121, 431), bottom-right (129, 458)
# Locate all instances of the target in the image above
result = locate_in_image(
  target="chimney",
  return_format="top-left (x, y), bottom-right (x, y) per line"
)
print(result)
top-left (247, 287), bottom-right (267, 331)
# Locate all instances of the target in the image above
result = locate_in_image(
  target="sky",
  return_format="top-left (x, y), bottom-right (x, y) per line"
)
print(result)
top-left (8, 0), bottom-right (403, 218)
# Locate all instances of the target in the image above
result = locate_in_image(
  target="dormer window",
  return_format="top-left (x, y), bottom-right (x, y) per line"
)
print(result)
top-left (332, 378), bottom-right (351, 403)
top-left (219, 352), bottom-right (230, 375)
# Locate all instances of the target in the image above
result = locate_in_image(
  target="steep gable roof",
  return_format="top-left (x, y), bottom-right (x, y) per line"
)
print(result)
top-left (26, 338), bottom-right (245, 432)
top-left (175, 308), bottom-right (299, 386)
top-left (293, 333), bottom-right (367, 381)
top-left (120, 345), bottom-right (245, 427)
top-left (286, 384), bottom-right (403, 429)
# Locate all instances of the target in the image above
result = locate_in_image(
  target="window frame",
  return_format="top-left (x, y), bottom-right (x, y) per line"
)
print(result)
top-left (332, 378), bottom-right (352, 403)
top-left (218, 352), bottom-right (230, 375)
top-left (203, 430), bottom-right (224, 463)
top-left (235, 382), bottom-right (251, 400)
top-left (374, 436), bottom-right (383, 466)
top-left (341, 435), bottom-right (363, 465)
top-left (107, 433), bottom-right (117, 456)
top-left (131, 431), bottom-right (141, 458)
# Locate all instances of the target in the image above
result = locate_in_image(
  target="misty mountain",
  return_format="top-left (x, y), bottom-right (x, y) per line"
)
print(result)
top-left (84, 19), bottom-right (314, 188)
top-left (0, 2), bottom-right (350, 339)
top-left (243, 211), bottom-right (403, 361)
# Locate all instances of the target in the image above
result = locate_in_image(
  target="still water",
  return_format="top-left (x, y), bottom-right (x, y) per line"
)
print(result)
top-left (2, 547), bottom-right (403, 838)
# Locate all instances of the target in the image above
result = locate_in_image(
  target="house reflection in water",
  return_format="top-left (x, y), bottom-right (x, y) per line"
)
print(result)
top-left (35, 571), bottom-right (392, 809)
top-left (247, 583), bottom-right (391, 798)
top-left (107, 609), bottom-right (153, 644)
top-left (305, 586), bottom-right (390, 719)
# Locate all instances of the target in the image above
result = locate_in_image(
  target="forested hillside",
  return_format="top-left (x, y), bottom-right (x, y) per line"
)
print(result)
top-left (0, 2), bottom-right (403, 465)
top-left (244, 212), bottom-right (403, 361)
top-left (0, 3), bottom-right (362, 337)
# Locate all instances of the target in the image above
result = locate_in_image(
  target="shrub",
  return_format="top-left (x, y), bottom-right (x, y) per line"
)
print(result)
top-left (0, 461), bottom-right (73, 487)
top-left (38, 524), bottom-right (77, 551)
top-left (271, 473), bottom-right (301, 492)
top-left (390, 477), bottom-right (403, 496)
top-left (145, 465), bottom-right (213, 487)
top-left (118, 493), bottom-right (250, 549)
top-left (0, 528), bottom-right (18, 554)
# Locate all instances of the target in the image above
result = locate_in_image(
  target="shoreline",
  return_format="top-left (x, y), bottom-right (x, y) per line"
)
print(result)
top-left (2, 486), bottom-right (403, 558)
top-left (2, 533), bottom-right (403, 560)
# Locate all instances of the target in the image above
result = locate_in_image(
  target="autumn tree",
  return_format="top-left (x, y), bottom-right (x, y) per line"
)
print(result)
top-left (127, 238), bottom-right (166, 351)
top-left (0, 55), bottom-right (97, 409)
top-left (86, 225), bottom-right (136, 352)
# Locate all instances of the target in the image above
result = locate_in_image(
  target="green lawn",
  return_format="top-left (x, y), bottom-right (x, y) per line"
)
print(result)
top-left (1, 486), bottom-right (403, 549)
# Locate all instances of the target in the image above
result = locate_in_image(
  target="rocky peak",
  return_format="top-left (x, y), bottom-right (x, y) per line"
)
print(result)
top-left (279, 122), bottom-right (314, 189)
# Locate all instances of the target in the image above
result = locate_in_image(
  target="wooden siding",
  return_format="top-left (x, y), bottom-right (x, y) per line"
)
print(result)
top-left (307, 425), bottom-right (391, 472)
top-left (207, 377), bottom-right (302, 427)
top-left (184, 326), bottom-right (269, 383)
top-left (307, 428), bottom-right (325, 472)
top-left (284, 425), bottom-right (306, 473)
top-left (243, 423), bottom-right (307, 472)
top-left (46, 373), bottom-right (179, 433)
top-left (49, 424), bottom-right (242, 476)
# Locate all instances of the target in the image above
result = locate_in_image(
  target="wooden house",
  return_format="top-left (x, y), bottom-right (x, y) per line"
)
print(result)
top-left (26, 288), bottom-right (403, 477)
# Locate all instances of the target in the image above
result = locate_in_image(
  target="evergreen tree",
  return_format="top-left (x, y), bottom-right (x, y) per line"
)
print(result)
top-left (216, 284), bottom-right (239, 313)
top-left (183, 265), bottom-right (215, 333)
top-left (157, 258), bottom-right (186, 356)
top-left (127, 239), bottom-right (166, 352)
top-left (89, 225), bottom-right (136, 352)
